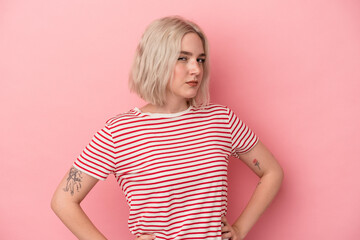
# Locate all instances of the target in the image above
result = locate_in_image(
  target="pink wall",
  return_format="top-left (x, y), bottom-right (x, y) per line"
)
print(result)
top-left (1, 0), bottom-right (359, 239)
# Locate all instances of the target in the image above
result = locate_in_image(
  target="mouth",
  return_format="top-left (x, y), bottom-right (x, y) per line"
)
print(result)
top-left (186, 81), bottom-right (199, 87)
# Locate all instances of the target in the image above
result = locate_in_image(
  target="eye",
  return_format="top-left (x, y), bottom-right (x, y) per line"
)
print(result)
top-left (178, 56), bottom-right (188, 61)
top-left (197, 58), bottom-right (206, 63)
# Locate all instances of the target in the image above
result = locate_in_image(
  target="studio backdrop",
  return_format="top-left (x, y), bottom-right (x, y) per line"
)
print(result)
top-left (1, 0), bottom-right (359, 239)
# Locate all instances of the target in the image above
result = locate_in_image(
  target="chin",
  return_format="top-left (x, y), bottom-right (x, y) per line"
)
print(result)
top-left (183, 93), bottom-right (198, 99)
top-left (186, 89), bottom-right (199, 97)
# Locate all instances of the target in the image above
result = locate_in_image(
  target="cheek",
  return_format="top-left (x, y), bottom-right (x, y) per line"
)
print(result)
top-left (174, 64), bottom-right (187, 76)
top-left (199, 66), bottom-right (205, 79)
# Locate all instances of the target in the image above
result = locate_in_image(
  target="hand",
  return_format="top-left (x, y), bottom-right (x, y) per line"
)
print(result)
top-left (221, 216), bottom-right (242, 240)
top-left (135, 234), bottom-right (156, 240)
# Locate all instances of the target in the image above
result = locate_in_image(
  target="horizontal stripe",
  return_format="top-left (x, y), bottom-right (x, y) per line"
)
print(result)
top-left (73, 104), bottom-right (258, 239)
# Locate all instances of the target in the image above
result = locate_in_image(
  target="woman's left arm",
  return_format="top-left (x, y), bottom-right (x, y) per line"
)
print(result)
top-left (222, 140), bottom-right (284, 240)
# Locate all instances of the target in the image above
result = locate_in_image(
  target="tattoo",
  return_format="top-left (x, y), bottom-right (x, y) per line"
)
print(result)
top-left (257, 181), bottom-right (262, 186)
top-left (63, 167), bottom-right (82, 196)
top-left (253, 159), bottom-right (261, 170)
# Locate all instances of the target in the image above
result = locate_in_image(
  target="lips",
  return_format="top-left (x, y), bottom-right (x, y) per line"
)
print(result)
top-left (186, 81), bottom-right (198, 87)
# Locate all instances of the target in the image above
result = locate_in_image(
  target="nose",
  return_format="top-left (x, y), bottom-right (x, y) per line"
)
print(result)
top-left (189, 59), bottom-right (201, 75)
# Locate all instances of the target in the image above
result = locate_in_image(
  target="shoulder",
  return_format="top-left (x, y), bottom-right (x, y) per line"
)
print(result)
top-left (192, 103), bottom-right (231, 115)
top-left (193, 103), bottom-right (230, 112)
top-left (104, 108), bottom-right (143, 126)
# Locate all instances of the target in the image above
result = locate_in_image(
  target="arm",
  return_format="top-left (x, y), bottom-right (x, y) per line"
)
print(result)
top-left (51, 166), bottom-right (107, 240)
top-left (222, 140), bottom-right (284, 240)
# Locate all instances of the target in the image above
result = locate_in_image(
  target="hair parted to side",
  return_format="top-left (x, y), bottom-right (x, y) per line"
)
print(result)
top-left (129, 16), bottom-right (210, 107)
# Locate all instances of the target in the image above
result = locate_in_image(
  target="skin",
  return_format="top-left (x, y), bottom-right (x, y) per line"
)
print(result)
top-left (137, 143), bottom-right (283, 240)
top-left (51, 167), bottom-right (104, 240)
top-left (140, 32), bottom-right (205, 114)
top-left (51, 32), bottom-right (283, 240)
top-left (221, 141), bottom-right (283, 239)
top-left (138, 33), bottom-right (284, 239)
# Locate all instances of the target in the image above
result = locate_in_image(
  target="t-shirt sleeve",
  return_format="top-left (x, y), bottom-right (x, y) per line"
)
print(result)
top-left (73, 123), bottom-right (116, 181)
top-left (227, 107), bottom-right (259, 156)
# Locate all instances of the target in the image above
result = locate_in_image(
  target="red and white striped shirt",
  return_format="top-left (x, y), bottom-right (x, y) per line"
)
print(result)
top-left (74, 104), bottom-right (258, 239)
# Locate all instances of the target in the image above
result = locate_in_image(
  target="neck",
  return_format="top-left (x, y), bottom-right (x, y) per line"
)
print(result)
top-left (141, 101), bottom-right (189, 114)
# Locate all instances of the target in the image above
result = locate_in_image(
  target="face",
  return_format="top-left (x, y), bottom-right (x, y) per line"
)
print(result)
top-left (166, 32), bottom-right (206, 105)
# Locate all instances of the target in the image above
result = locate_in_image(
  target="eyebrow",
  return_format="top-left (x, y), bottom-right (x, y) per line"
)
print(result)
top-left (180, 51), bottom-right (206, 57)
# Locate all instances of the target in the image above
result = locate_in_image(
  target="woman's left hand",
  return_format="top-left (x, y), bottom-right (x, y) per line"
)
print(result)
top-left (221, 216), bottom-right (242, 240)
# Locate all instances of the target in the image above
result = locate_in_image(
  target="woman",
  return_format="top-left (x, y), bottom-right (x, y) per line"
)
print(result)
top-left (51, 16), bottom-right (283, 240)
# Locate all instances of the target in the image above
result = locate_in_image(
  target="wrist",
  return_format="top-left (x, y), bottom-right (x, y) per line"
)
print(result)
top-left (232, 224), bottom-right (246, 240)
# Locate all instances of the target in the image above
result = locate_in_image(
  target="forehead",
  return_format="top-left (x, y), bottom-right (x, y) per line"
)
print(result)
top-left (180, 32), bottom-right (204, 53)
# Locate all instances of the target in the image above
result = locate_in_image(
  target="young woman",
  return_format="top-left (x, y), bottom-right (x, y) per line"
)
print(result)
top-left (51, 16), bottom-right (283, 240)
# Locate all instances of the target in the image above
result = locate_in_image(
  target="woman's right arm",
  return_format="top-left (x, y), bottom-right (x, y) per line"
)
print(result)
top-left (51, 166), bottom-right (107, 240)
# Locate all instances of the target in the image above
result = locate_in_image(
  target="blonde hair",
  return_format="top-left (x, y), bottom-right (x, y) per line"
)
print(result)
top-left (129, 16), bottom-right (210, 107)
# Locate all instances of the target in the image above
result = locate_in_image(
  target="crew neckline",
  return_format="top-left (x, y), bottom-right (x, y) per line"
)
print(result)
top-left (133, 105), bottom-right (193, 118)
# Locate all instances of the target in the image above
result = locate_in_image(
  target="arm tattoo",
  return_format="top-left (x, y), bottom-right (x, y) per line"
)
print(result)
top-left (253, 159), bottom-right (261, 170)
top-left (63, 167), bottom-right (82, 196)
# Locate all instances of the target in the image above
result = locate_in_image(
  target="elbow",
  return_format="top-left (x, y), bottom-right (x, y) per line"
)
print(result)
top-left (278, 166), bottom-right (284, 184)
top-left (51, 193), bottom-right (61, 215)
top-left (264, 164), bottom-right (284, 186)
top-left (51, 191), bottom-right (81, 216)
top-left (273, 162), bottom-right (284, 183)
top-left (272, 164), bottom-right (284, 190)
top-left (51, 192), bottom-right (70, 216)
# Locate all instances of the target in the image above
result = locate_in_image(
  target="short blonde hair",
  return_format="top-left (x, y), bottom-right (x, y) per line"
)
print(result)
top-left (129, 16), bottom-right (210, 107)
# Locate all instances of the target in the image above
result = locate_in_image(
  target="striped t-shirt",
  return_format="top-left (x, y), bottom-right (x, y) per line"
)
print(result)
top-left (74, 104), bottom-right (258, 239)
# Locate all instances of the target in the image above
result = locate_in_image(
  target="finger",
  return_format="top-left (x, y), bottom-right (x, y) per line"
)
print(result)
top-left (221, 231), bottom-right (232, 239)
top-left (221, 217), bottom-right (233, 239)
top-left (221, 216), bottom-right (229, 225)
top-left (221, 225), bottom-right (231, 233)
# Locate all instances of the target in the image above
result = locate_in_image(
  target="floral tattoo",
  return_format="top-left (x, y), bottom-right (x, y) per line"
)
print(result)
top-left (63, 167), bottom-right (82, 196)
top-left (253, 159), bottom-right (261, 170)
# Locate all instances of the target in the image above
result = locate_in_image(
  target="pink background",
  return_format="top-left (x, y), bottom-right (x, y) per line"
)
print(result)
top-left (1, 0), bottom-right (360, 239)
